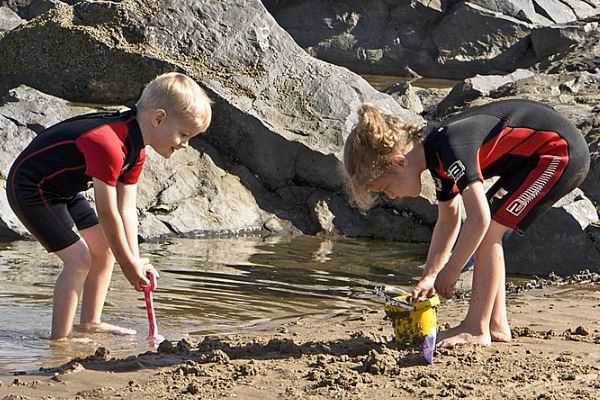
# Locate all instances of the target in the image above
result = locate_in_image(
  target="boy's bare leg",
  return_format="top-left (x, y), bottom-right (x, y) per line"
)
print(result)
top-left (437, 221), bottom-right (510, 347)
top-left (52, 240), bottom-right (92, 340)
top-left (77, 225), bottom-right (136, 336)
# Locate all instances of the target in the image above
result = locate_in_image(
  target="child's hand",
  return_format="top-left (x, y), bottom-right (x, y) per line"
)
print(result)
top-left (123, 258), bottom-right (158, 292)
top-left (434, 267), bottom-right (458, 298)
top-left (411, 275), bottom-right (436, 301)
top-left (141, 262), bottom-right (160, 290)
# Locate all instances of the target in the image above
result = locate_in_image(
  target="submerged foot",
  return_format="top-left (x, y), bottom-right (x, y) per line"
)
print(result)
top-left (437, 324), bottom-right (491, 348)
top-left (76, 322), bottom-right (136, 336)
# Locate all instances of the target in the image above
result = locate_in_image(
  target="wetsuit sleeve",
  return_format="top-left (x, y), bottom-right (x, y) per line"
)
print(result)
top-left (436, 126), bottom-right (483, 194)
top-left (431, 170), bottom-right (460, 202)
top-left (76, 127), bottom-right (125, 187)
top-left (119, 148), bottom-right (146, 184)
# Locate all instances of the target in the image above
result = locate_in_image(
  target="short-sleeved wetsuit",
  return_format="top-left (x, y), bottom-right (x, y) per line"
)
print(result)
top-left (423, 99), bottom-right (590, 233)
top-left (6, 108), bottom-right (146, 252)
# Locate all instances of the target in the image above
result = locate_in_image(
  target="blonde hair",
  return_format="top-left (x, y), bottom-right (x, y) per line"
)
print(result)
top-left (137, 72), bottom-right (213, 133)
top-left (343, 104), bottom-right (423, 210)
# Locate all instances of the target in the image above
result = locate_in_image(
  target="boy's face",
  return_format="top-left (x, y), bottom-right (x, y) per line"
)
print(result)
top-left (367, 161), bottom-right (421, 199)
top-left (150, 110), bottom-right (202, 158)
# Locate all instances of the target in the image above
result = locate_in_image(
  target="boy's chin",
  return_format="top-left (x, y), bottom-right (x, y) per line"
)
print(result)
top-left (156, 148), bottom-right (174, 158)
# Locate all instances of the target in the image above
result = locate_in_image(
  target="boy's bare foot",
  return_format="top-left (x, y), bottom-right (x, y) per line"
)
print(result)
top-left (437, 324), bottom-right (491, 348)
top-left (76, 322), bottom-right (136, 336)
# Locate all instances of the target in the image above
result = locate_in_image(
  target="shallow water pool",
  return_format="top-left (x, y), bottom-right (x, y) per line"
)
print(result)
top-left (0, 235), bottom-right (427, 374)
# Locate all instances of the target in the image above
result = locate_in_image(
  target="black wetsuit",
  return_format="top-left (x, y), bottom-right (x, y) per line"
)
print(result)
top-left (6, 108), bottom-right (146, 252)
top-left (423, 99), bottom-right (590, 232)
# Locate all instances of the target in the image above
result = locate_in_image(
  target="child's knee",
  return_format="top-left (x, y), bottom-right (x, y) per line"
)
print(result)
top-left (89, 244), bottom-right (114, 262)
top-left (62, 246), bottom-right (93, 275)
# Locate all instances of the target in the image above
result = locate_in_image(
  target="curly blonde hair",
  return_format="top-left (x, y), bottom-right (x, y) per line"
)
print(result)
top-left (343, 104), bottom-right (423, 210)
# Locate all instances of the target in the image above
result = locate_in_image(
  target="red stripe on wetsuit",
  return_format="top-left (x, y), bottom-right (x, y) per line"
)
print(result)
top-left (479, 127), bottom-right (569, 228)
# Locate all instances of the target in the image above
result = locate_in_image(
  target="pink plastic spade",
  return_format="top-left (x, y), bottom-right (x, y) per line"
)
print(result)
top-left (143, 271), bottom-right (165, 345)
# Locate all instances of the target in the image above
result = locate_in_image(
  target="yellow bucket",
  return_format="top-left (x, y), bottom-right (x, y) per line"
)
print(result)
top-left (384, 294), bottom-right (440, 344)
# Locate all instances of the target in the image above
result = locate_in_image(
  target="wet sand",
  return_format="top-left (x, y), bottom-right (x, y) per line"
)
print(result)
top-left (1, 283), bottom-right (599, 400)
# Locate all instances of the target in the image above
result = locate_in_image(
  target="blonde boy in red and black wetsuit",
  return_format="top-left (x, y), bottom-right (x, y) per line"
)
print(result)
top-left (7, 72), bottom-right (212, 340)
top-left (344, 99), bottom-right (589, 348)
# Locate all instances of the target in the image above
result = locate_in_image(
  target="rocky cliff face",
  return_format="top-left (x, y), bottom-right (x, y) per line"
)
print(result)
top-left (264, 0), bottom-right (600, 79)
top-left (0, 0), bottom-right (429, 243)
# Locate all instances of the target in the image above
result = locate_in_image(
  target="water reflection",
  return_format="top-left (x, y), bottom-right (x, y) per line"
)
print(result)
top-left (0, 236), bottom-right (426, 373)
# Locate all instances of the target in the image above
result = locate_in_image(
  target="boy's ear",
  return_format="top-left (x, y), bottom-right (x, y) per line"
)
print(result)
top-left (389, 153), bottom-right (406, 167)
top-left (152, 109), bottom-right (167, 127)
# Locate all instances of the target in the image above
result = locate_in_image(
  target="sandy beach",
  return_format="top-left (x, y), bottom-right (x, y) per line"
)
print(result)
top-left (1, 278), bottom-right (598, 400)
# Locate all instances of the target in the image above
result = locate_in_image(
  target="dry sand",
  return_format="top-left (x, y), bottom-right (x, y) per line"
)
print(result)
top-left (1, 282), bottom-right (599, 400)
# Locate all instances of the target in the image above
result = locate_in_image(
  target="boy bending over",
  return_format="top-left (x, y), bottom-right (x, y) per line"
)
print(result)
top-left (7, 72), bottom-right (212, 340)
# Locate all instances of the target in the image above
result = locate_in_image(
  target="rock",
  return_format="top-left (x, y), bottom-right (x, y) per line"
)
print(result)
top-left (0, 0), bottom-right (429, 241)
top-left (308, 194), bottom-right (336, 234)
top-left (531, 24), bottom-right (584, 61)
top-left (455, 270), bottom-right (473, 292)
top-left (586, 223), bottom-right (600, 253)
top-left (0, 6), bottom-right (24, 33)
top-left (581, 135), bottom-right (600, 210)
top-left (26, 0), bottom-right (62, 19)
top-left (573, 326), bottom-right (590, 336)
top-left (157, 340), bottom-right (175, 354)
top-left (535, 16), bottom-right (600, 74)
top-left (505, 189), bottom-right (600, 275)
top-left (266, 0), bottom-right (600, 79)
top-left (383, 81), bottom-right (424, 115)
top-left (437, 69), bottom-right (535, 116)
top-left (93, 346), bottom-right (110, 361)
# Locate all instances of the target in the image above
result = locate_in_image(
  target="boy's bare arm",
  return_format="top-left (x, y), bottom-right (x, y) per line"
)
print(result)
top-left (93, 178), bottom-right (148, 290)
top-left (117, 182), bottom-right (140, 259)
top-left (435, 181), bottom-right (491, 297)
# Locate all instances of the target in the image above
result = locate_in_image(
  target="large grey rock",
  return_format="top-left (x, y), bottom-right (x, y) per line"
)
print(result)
top-left (265, 0), bottom-right (600, 79)
top-left (136, 143), bottom-right (271, 238)
top-left (0, 1), bottom-right (430, 242)
top-left (0, 1), bottom-right (418, 188)
top-left (432, 2), bottom-right (534, 76)
top-left (505, 189), bottom-right (600, 275)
